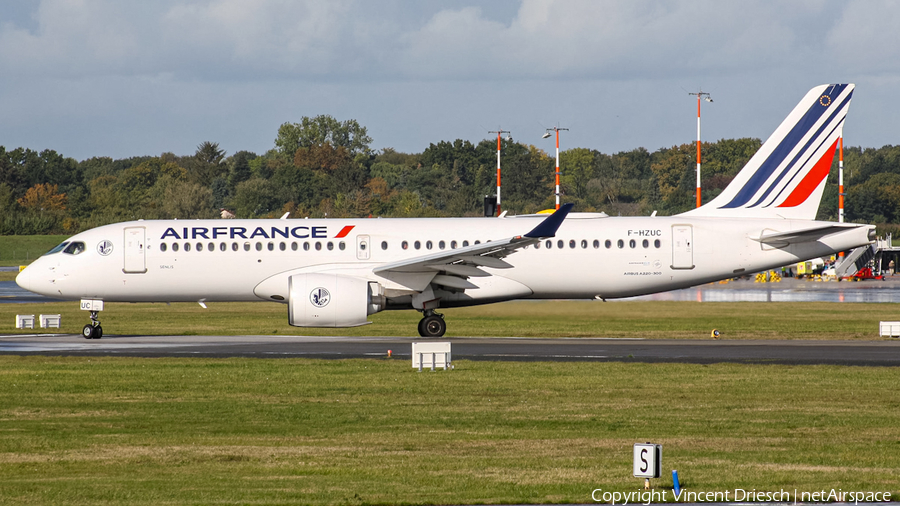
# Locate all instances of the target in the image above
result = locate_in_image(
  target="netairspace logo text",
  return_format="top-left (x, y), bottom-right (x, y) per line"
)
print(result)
top-left (591, 488), bottom-right (892, 505)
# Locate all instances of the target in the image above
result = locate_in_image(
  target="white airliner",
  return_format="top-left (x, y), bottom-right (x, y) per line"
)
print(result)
top-left (17, 84), bottom-right (874, 339)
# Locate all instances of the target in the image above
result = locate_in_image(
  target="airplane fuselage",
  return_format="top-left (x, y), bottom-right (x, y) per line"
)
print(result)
top-left (18, 214), bottom-right (872, 307)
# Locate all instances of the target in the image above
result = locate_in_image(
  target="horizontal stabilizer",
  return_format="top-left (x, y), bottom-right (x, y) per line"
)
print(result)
top-left (753, 224), bottom-right (862, 245)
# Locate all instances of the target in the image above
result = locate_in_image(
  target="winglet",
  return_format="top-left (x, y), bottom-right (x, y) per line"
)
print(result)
top-left (524, 203), bottom-right (573, 238)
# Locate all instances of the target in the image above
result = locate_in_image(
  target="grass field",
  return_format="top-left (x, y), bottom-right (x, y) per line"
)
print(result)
top-left (0, 235), bottom-right (67, 266)
top-left (0, 357), bottom-right (897, 505)
top-left (3, 299), bottom-right (900, 339)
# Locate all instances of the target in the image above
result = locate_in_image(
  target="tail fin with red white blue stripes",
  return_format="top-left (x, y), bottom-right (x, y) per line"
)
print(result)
top-left (681, 83), bottom-right (853, 220)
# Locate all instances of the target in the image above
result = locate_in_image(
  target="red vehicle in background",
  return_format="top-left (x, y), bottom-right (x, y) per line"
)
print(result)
top-left (845, 267), bottom-right (884, 281)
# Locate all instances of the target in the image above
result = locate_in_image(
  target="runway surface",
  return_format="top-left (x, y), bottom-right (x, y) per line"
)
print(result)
top-left (2, 333), bottom-right (900, 366)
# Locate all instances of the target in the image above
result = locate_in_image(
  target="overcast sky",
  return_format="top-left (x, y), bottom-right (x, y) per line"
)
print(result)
top-left (1, 0), bottom-right (899, 161)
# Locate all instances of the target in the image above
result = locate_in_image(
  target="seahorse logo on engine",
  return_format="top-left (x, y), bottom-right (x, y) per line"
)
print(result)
top-left (310, 287), bottom-right (330, 308)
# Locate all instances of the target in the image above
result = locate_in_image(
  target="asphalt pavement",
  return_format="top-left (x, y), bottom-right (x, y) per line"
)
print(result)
top-left (2, 334), bottom-right (899, 366)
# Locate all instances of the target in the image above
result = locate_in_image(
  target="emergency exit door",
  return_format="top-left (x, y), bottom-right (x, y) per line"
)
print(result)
top-left (123, 227), bottom-right (147, 273)
top-left (356, 235), bottom-right (370, 260)
top-left (671, 225), bottom-right (694, 269)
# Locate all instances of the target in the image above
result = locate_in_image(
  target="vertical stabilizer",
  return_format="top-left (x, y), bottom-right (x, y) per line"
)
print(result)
top-left (681, 84), bottom-right (853, 220)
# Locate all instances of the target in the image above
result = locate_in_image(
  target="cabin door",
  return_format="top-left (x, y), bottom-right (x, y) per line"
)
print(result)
top-left (671, 225), bottom-right (694, 270)
top-left (123, 226), bottom-right (147, 273)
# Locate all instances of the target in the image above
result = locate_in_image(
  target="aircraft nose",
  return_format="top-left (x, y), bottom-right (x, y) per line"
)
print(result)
top-left (16, 262), bottom-right (54, 296)
top-left (16, 265), bottom-right (36, 293)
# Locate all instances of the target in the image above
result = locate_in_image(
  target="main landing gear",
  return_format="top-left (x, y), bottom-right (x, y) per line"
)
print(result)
top-left (417, 310), bottom-right (447, 338)
top-left (82, 311), bottom-right (102, 339)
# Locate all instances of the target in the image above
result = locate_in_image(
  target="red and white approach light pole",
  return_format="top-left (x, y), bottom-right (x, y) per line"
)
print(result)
top-left (688, 89), bottom-right (713, 208)
top-left (838, 132), bottom-right (846, 262)
top-left (543, 126), bottom-right (569, 210)
top-left (839, 133), bottom-right (845, 223)
top-left (489, 129), bottom-right (510, 216)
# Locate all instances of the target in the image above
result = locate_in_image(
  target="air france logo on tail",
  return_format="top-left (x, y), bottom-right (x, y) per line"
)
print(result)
top-left (719, 84), bottom-right (852, 211)
top-left (684, 83), bottom-right (854, 221)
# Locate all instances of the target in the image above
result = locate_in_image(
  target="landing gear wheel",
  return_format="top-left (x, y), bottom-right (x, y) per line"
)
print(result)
top-left (83, 308), bottom-right (103, 339)
top-left (419, 314), bottom-right (447, 338)
top-left (82, 325), bottom-right (101, 339)
top-left (417, 318), bottom-right (427, 336)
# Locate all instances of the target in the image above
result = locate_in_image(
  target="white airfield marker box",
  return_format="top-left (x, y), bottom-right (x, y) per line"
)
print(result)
top-left (411, 342), bottom-right (451, 370)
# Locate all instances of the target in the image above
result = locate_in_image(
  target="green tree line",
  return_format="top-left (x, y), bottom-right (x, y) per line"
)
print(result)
top-left (1, 114), bottom-right (899, 235)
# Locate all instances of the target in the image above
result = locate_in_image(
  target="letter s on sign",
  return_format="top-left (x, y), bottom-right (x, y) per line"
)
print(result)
top-left (640, 449), bottom-right (648, 472)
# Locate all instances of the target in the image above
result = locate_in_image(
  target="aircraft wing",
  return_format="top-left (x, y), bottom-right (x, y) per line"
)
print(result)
top-left (373, 203), bottom-right (573, 291)
top-left (753, 223), bottom-right (864, 245)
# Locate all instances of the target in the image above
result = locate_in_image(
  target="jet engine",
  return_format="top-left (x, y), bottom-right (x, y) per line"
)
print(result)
top-left (288, 273), bottom-right (384, 327)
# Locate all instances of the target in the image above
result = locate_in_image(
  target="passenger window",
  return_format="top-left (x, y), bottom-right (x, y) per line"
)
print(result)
top-left (450, 240), bottom-right (457, 249)
top-left (231, 243), bottom-right (238, 251)
top-left (196, 243), bottom-right (203, 252)
top-left (426, 240), bottom-right (433, 250)
top-left (291, 242), bottom-right (298, 251)
top-left (279, 242), bottom-right (286, 251)
top-left (557, 240), bottom-right (564, 249)
top-left (327, 242), bottom-right (334, 251)
top-left (255, 242), bottom-right (262, 251)
top-left (63, 242), bottom-right (86, 255)
top-left (381, 241), bottom-right (388, 250)
top-left (315, 242), bottom-right (322, 251)
top-left (546, 240), bottom-right (552, 249)
top-left (160, 243), bottom-right (168, 252)
top-left (654, 239), bottom-right (661, 248)
top-left (244, 242), bottom-right (251, 251)
top-left (569, 240), bottom-right (576, 249)
top-left (581, 240), bottom-right (588, 249)
top-left (402, 241), bottom-right (409, 250)
top-left (267, 242), bottom-right (274, 251)
top-left (617, 240), bottom-right (624, 249)
top-left (439, 240), bottom-right (446, 250)
top-left (209, 242), bottom-right (215, 251)
top-left (184, 243), bottom-right (192, 252)
top-left (220, 242), bottom-right (227, 252)
top-left (534, 241), bottom-right (541, 249)
top-left (643, 239), bottom-right (649, 248)
top-left (629, 239), bottom-right (636, 248)
top-left (173, 243), bottom-right (180, 252)
top-left (462, 240), bottom-right (469, 247)
top-left (474, 240), bottom-right (481, 245)
top-left (414, 241), bottom-right (421, 250)
top-left (339, 241), bottom-right (346, 250)
top-left (593, 239), bottom-right (600, 249)
top-left (605, 240), bottom-right (612, 249)
top-left (303, 242), bottom-right (310, 251)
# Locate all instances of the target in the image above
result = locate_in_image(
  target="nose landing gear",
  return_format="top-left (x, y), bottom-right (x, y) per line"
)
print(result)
top-left (82, 310), bottom-right (102, 339)
top-left (417, 310), bottom-right (446, 338)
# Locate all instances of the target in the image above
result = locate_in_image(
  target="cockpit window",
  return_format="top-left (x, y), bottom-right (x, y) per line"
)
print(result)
top-left (63, 242), bottom-right (86, 255)
top-left (45, 242), bottom-right (70, 255)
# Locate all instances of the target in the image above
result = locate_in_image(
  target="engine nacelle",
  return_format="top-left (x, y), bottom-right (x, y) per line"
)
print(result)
top-left (288, 273), bottom-right (384, 327)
